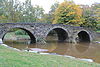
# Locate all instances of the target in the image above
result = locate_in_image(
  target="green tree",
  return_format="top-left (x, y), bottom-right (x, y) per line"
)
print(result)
top-left (34, 5), bottom-right (44, 22)
top-left (49, 2), bottom-right (59, 23)
top-left (81, 3), bottom-right (100, 30)
top-left (0, 0), bottom-right (44, 23)
top-left (53, 1), bottom-right (83, 26)
top-left (21, 0), bottom-right (36, 22)
top-left (39, 14), bottom-right (51, 23)
top-left (0, 0), bottom-right (23, 23)
top-left (92, 3), bottom-right (100, 30)
top-left (0, 0), bottom-right (8, 23)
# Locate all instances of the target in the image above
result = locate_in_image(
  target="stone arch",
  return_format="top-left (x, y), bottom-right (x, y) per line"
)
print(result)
top-left (77, 30), bottom-right (91, 42)
top-left (45, 27), bottom-right (69, 42)
top-left (2, 26), bottom-right (36, 43)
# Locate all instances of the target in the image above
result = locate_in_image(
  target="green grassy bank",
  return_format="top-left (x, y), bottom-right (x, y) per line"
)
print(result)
top-left (96, 30), bottom-right (100, 33)
top-left (4, 32), bottom-right (30, 40)
top-left (0, 45), bottom-right (100, 67)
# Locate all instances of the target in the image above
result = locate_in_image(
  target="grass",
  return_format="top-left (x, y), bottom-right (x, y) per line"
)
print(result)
top-left (4, 32), bottom-right (30, 40)
top-left (96, 30), bottom-right (100, 33)
top-left (0, 45), bottom-right (100, 67)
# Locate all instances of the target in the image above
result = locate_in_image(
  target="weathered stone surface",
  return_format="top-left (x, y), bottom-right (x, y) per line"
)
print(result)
top-left (0, 39), bottom-right (3, 44)
top-left (0, 23), bottom-right (96, 43)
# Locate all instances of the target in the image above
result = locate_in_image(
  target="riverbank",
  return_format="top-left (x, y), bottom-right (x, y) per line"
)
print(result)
top-left (4, 32), bottom-right (30, 40)
top-left (0, 44), bottom-right (100, 67)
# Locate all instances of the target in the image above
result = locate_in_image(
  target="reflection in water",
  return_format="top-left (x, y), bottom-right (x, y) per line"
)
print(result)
top-left (4, 40), bottom-right (100, 63)
top-left (51, 43), bottom-right (68, 53)
top-left (74, 42), bottom-right (90, 53)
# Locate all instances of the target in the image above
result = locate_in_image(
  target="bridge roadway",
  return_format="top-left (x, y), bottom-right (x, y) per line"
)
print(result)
top-left (0, 23), bottom-right (96, 43)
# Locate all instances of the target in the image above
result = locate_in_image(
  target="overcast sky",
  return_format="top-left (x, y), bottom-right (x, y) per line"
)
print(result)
top-left (20, 0), bottom-right (100, 13)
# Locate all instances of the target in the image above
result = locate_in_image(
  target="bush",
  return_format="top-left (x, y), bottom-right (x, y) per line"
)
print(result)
top-left (15, 30), bottom-right (28, 35)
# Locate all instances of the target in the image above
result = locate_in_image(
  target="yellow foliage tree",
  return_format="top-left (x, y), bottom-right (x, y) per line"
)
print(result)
top-left (53, 1), bottom-right (84, 26)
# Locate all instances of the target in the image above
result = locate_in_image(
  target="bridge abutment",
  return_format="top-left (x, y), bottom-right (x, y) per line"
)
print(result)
top-left (36, 37), bottom-right (46, 44)
top-left (0, 39), bottom-right (3, 44)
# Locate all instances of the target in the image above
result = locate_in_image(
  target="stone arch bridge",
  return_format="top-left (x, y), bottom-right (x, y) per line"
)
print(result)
top-left (0, 23), bottom-right (96, 43)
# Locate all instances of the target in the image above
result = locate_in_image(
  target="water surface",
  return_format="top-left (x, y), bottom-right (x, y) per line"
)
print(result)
top-left (4, 39), bottom-right (100, 63)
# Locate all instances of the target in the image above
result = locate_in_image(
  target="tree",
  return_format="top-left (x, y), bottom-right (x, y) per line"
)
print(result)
top-left (39, 14), bottom-right (52, 23)
top-left (81, 3), bottom-right (100, 30)
top-left (17, 0), bottom-right (44, 22)
top-left (48, 2), bottom-right (59, 23)
top-left (34, 5), bottom-right (44, 22)
top-left (0, 0), bottom-right (44, 23)
top-left (50, 2), bottom-right (59, 13)
top-left (91, 3), bottom-right (100, 30)
top-left (53, 1), bottom-right (83, 26)
top-left (40, 2), bottom-right (59, 23)
top-left (0, 0), bottom-right (8, 23)
top-left (0, 0), bottom-right (23, 23)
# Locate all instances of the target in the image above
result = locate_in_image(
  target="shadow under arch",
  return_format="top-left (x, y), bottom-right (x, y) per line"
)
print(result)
top-left (77, 31), bottom-right (90, 42)
top-left (2, 28), bottom-right (36, 44)
top-left (46, 28), bottom-right (69, 42)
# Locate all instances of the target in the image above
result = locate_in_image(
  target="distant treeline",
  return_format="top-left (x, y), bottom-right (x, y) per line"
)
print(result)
top-left (0, 0), bottom-right (100, 30)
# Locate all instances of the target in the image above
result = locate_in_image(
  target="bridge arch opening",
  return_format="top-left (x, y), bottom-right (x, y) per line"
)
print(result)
top-left (46, 28), bottom-right (69, 42)
top-left (3, 28), bottom-right (36, 43)
top-left (77, 31), bottom-right (90, 42)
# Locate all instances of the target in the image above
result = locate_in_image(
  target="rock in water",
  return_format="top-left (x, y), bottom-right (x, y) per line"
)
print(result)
top-left (95, 41), bottom-right (100, 43)
top-left (29, 48), bottom-right (48, 52)
top-left (80, 59), bottom-right (93, 62)
top-left (0, 39), bottom-right (3, 44)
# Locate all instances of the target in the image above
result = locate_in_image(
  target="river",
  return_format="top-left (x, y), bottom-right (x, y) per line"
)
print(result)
top-left (4, 36), bottom-right (100, 63)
